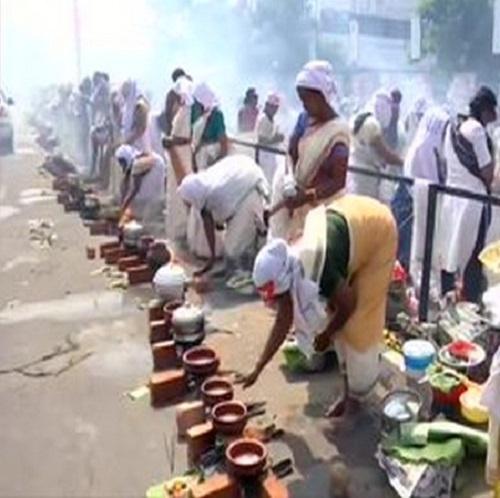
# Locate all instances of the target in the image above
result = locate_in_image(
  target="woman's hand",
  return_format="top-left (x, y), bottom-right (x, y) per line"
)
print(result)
top-left (235, 369), bottom-right (261, 389)
top-left (284, 188), bottom-right (310, 211)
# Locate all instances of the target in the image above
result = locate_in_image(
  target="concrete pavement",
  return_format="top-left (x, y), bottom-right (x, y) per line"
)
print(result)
top-left (0, 138), bottom-right (491, 497)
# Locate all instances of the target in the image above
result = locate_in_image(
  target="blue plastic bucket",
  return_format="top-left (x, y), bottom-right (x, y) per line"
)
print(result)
top-left (403, 340), bottom-right (436, 376)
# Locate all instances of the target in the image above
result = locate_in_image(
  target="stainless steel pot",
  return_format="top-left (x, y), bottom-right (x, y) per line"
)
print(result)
top-left (83, 195), bottom-right (100, 210)
top-left (122, 221), bottom-right (144, 249)
top-left (381, 389), bottom-right (422, 437)
top-left (172, 304), bottom-right (205, 345)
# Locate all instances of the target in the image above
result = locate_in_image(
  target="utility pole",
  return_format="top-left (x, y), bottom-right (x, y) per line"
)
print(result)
top-left (73, 0), bottom-right (82, 83)
top-left (314, 0), bottom-right (321, 59)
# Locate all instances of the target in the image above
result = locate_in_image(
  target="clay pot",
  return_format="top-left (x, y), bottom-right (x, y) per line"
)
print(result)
top-left (147, 242), bottom-right (171, 273)
top-left (212, 401), bottom-right (247, 436)
top-left (148, 302), bottom-right (165, 322)
top-left (182, 346), bottom-right (219, 377)
top-left (201, 377), bottom-right (234, 407)
top-left (138, 235), bottom-right (155, 259)
top-left (225, 438), bottom-right (267, 477)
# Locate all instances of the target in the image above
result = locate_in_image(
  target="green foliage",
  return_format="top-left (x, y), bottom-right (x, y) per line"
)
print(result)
top-left (419, 0), bottom-right (500, 81)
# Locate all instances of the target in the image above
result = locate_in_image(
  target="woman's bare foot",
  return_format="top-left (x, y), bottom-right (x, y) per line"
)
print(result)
top-left (325, 396), bottom-right (360, 418)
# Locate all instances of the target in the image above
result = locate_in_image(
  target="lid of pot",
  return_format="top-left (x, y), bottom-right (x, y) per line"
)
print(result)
top-left (173, 303), bottom-right (204, 322)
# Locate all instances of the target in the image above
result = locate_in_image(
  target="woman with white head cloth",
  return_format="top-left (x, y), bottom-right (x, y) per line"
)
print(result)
top-left (120, 79), bottom-right (152, 153)
top-left (348, 90), bottom-right (403, 199)
top-left (405, 96), bottom-right (430, 146)
top-left (239, 194), bottom-right (397, 418)
top-left (268, 60), bottom-right (351, 242)
top-left (178, 154), bottom-right (269, 276)
top-left (184, 82), bottom-right (229, 258)
top-left (162, 76), bottom-right (195, 243)
top-left (191, 82), bottom-right (229, 171)
top-left (256, 92), bottom-right (285, 187)
top-left (391, 106), bottom-right (450, 271)
top-left (115, 144), bottom-right (166, 237)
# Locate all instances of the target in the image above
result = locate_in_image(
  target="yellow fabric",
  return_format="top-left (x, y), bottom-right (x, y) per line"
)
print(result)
top-left (303, 195), bottom-right (397, 352)
top-left (330, 195), bottom-right (397, 351)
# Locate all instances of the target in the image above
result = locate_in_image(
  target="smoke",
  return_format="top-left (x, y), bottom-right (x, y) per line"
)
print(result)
top-left (2, 0), bottom-right (445, 133)
top-left (1, 0), bottom-right (306, 133)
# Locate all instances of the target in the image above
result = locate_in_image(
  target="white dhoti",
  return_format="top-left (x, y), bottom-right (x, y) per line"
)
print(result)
top-left (335, 340), bottom-right (381, 398)
top-left (166, 161), bottom-right (189, 241)
top-left (258, 150), bottom-right (279, 190)
top-left (225, 189), bottom-right (266, 262)
top-left (186, 208), bottom-right (224, 259)
top-left (347, 164), bottom-right (382, 199)
top-left (133, 198), bottom-right (165, 238)
top-left (108, 157), bottom-right (123, 203)
top-left (439, 195), bottom-right (484, 273)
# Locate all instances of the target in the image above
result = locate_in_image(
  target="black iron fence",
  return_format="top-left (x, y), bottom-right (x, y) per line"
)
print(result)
top-left (228, 136), bottom-right (500, 322)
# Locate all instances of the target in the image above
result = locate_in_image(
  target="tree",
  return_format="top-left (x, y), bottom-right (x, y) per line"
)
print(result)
top-left (419, 0), bottom-right (500, 83)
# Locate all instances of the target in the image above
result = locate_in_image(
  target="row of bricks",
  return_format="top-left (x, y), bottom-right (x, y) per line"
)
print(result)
top-left (94, 238), bottom-right (289, 496)
top-left (190, 473), bottom-right (288, 498)
top-left (97, 241), bottom-right (154, 285)
top-left (175, 408), bottom-right (288, 497)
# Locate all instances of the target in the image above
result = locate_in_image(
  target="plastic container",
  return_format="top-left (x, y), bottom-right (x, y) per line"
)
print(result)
top-left (403, 340), bottom-right (436, 376)
top-left (460, 386), bottom-right (489, 424)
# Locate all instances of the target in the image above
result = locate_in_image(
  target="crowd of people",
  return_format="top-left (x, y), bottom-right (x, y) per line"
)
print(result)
top-left (35, 61), bottom-right (500, 418)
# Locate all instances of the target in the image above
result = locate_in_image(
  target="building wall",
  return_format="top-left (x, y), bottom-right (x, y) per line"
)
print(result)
top-left (320, 0), bottom-right (419, 19)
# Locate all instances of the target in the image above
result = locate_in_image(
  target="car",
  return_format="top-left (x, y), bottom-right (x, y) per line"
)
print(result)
top-left (0, 89), bottom-right (14, 154)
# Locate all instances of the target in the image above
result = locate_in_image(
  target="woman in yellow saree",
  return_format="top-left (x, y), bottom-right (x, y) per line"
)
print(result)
top-left (243, 195), bottom-right (397, 418)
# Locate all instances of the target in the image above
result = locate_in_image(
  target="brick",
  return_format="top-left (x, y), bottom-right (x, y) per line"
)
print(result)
top-left (56, 192), bottom-right (69, 204)
top-left (150, 369), bottom-right (187, 408)
top-left (127, 264), bottom-right (154, 285)
top-left (89, 220), bottom-right (108, 236)
top-left (186, 421), bottom-right (216, 465)
top-left (104, 247), bottom-right (126, 264)
top-left (191, 474), bottom-right (241, 498)
top-left (149, 319), bottom-right (171, 344)
top-left (175, 401), bottom-right (206, 437)
top-left (148, 303), bottom-right (165, 322)
top-left (118, 255), bottom-right (142, 271)
top-left (86, 246), bottom-right (96, 260)
top-left (152, 340), bottom-right (177, 371)
top-left (99, 240), bottom-right (121, 258)
top-left (105, 222), bottom-right (120, 237)
top-left (261, 475), bottom-right (289, 498)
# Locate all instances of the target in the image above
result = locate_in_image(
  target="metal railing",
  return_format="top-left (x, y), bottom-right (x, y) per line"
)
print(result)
top-left (228, 136), bottom-right (500, 322)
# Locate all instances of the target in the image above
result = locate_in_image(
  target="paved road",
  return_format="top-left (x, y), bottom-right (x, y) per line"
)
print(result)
top-left (0, 138), bottom-right (491, 497)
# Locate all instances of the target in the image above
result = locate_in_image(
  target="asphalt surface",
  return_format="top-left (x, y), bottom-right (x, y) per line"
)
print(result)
top-left (0, 133), bottom-right (492, 498)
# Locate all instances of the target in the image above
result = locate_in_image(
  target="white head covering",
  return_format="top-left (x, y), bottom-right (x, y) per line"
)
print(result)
top-left (193, 82), bottom-right (218, 110)
top-left (177, 173), bottom-right (208, 210)
top-left (295, 60), bottom-right (337, 104)
top-left (173, 76), bottom-right (194, 106)
top-left (366, 90), bottom-right (393, 129)
top-left (266, 92), bottom-right (281, 107)
top-left (410, 97), bottom-right (430, 118)
top-left (253, 239), bottom-right (327, 342)
top-left (115, 144), bottom-right (140, 170)
top-left (121, 79), bottom-right (143, 134)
